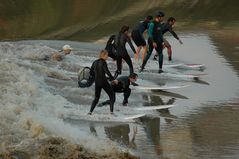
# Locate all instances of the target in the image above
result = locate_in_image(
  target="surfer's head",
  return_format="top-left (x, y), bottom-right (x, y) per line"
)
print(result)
top-left (129, 73), bottom-right (138, 82)
top-left (62, 44), bottom-right (72, 55)
top-left (99, 49), bottom-right (108, 60)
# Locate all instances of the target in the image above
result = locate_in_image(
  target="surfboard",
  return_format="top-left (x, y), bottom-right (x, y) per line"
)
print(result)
top-left (135, 84), bottom-right (189, 90)
top-left (138, 71), bottom-right (200, 81)
top-left (123, 113), bottom-right (146, 120)
top-left (171, 63), bottom-right (205, 70)
top-left (163, 63), bottom-right (184, 68)
top-left (185, 64), bottom-right (205, 68)
top-left (134, 104), bottom-right (175, 111)
top-left (64, 113), bottom-right (145, 123)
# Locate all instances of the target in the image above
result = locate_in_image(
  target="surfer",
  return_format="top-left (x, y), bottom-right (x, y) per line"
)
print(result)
top-left (88, 50), bottom-right (117, 115)
top-left (114, 25), bottom-right (136, 78)
top-left (98, 73), bottom-right (138, 106)
top-left (51, 44), bottom-right (72, 61)
top-left (140, 11), bottom-right (165, 73)
top-left (131, 15), bottom-right (153, 63)
top-left (153, 17), bottom-right (183, 61)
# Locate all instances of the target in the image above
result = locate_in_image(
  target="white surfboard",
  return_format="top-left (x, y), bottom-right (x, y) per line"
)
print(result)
top-left (185, 64), bottom-right (205, 68)
top-left (123, 113), bottom-right (146, 120)
top-left (65, 113), bottom-right (145, 123)
top-left (135, 84), bottom-right (189, 90)
top-left (134, 104), bottom-right (175, 111)
top-left (163, 63), bottom-right (184, 68)
top-left (138, 71), bottom-right (200, 81)
top-left (173, 63), bottom-right (205, 70)
top-left (164, 63), bottom-right (204, 68)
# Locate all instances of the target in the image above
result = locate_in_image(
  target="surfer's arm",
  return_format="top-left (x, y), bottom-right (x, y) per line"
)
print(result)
top-left (127, 36), bottom-right (136, 54)
top-left (148, 23), bottom-right (154, 42)
top-left (103, 61), bottom-right (114, 80)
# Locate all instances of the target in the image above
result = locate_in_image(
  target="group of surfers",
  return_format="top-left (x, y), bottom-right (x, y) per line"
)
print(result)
top-left (82, 11), bottom-right (183, 115)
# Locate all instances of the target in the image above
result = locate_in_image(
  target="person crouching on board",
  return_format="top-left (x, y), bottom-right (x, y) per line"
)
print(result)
top-left (88, 50), bottom-right (117, 115)
top-left (98, 73), bottom-right (138, 107)
top-left (51, 44), bottom-right (72, 61)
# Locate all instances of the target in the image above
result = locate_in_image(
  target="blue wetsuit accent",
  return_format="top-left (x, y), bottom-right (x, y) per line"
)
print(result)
top-left (142, 21), bottom-right (164, 70)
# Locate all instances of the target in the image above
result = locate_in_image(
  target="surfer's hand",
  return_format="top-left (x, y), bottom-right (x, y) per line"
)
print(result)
top-left (153, 42), bottom-right (157, 48)
top-left (112, 80), bottom-right (118, 85)
top-left (179, 39), bottom-right (183, 44)
top-left (131, 82), bottom-right (138, 86)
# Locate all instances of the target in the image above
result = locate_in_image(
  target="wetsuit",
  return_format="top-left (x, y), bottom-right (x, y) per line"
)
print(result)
top-left (114, 33), bottom-right (136, 78)
top-left (131, 20), bottom-right (150, 46)
top-left (89, 58), bottom-right (115, 113)
top-left (99, 76), bottom-right (138, 106)
top-left (162, 22), bottom-right (179, 40)
top-left (141, 21), bottom-right (164, 72)
top-left (154, 22), bottom-right (180, 61)
top-left (105, 35), bottom-right (117, 60)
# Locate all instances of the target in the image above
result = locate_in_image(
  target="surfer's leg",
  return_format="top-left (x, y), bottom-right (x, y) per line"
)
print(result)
top-left (123, 88), bottom-right (131, 106)
top-left (123, 53), bottom-right (134, 75)
top-left (98, 100), bottom-right (110, 107)
top-left (114, 57), bottom-right (122, 78)
top-left (89, 86), bottom-right (102, 114)
top-left (164, 39), bottom-right (172, 61)
top-left (141, 39), bottom-right (153, 71)
top-left (141, 45), bottom-right (147, 63)
top-left (156, 42), bottom-right (163, 72)
top-left (103, 83), bottom-right (115, 113)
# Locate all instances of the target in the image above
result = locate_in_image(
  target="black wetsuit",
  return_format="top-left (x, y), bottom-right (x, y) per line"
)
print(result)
top-left (131, 20), bottom-right (150, 46)
top-left (141, 21), bottom-right (164, 71)
top-left (162, 23), bottom-right (179, 40)
top-left (99, 76), bottom-right (138, 106)
top-left (105, 35), bottom-right (117, 60)
top-left (89, 58), bottom-right (115, 113)
top-left (153, 22), bottom-right (179, 61)
top-left (115, 33), bottom-right (136, 78)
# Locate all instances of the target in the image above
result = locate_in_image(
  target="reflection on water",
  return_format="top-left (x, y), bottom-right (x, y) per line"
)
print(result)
top-left (186, 105), bottom-right (239, 158)
top-left (142, 94), bottom-right (176, 106)
top-left (140, 117), bottom-right (161, 157)
top-left (104, 124), bottom-right (138, 149)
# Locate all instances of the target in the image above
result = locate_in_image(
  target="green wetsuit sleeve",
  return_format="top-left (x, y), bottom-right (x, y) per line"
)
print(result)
top-left (148, 23), bottom-right (154, 42)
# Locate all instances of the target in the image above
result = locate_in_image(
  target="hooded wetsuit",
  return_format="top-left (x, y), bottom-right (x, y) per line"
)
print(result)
top-left (115, 33), bottom-right (136, 78)
top-left (89, 58), bottom-right (115, 113)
